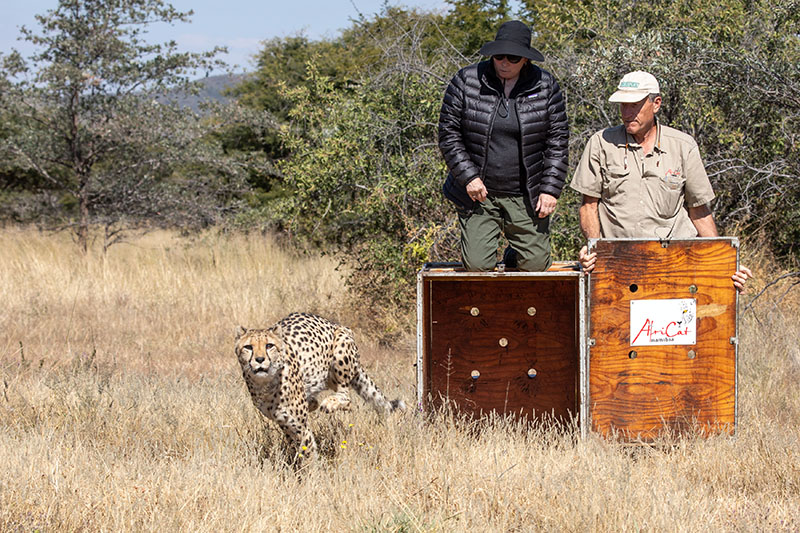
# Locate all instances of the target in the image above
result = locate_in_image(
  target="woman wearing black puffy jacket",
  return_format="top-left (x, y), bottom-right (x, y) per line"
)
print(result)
top-left (438, 20), bottom-right (569, 271)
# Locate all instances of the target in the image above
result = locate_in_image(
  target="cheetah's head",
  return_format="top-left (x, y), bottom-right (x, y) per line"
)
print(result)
top-left (235, 326), bottom-right (286, 382)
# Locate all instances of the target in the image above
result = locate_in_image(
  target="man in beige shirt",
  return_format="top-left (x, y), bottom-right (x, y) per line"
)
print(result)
top-left (570, 71), bottom-right (751, 291)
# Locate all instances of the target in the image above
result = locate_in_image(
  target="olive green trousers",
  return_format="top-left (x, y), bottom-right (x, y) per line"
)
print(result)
top-left (457, 195), bottom-right (552, 272)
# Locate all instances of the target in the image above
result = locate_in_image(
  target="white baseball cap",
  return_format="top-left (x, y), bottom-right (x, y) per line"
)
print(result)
top-left (608, 71), bottom-right (660, 103)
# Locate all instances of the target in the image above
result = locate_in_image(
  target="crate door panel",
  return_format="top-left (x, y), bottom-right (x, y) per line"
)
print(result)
top-left (427, 278), bottom-right (578, 419)
top-left (589, 239), bottom-right (737, 439)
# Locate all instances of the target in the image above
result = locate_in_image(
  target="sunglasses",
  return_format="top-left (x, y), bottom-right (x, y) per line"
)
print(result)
top-left (493, 54), bottom-right (523, 64)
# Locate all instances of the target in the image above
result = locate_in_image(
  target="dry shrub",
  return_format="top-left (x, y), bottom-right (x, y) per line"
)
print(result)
top-left (1, 228), bottom-right (798, 532)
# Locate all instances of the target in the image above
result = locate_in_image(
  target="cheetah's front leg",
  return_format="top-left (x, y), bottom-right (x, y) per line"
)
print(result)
top-left (318, 385), bottom-right (352, 413)
top-left (273, 403), bottom-right (317, 465)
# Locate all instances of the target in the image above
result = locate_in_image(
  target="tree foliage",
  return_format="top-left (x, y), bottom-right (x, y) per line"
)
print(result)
top-left (0, 0), bottom-right (259, 250)
top-left (273, 15), bottom-right (456, 313)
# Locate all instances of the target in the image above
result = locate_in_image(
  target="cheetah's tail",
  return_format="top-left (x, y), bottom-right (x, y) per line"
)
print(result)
top-left (351, 364), bottom-right (406, 415)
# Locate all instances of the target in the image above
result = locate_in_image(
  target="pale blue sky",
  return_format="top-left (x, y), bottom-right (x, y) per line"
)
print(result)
top-left (3, 0), bottom-right (448, 73)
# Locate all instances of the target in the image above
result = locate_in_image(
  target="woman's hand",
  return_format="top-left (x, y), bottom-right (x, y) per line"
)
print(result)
top-left (466, 178), bottom-right (488, 203)
top-left (536, 193), bottom-right (557, 217)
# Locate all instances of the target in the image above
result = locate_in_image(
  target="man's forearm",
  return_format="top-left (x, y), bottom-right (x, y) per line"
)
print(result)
top-left (579, 197), bottom-right (602, 239)
top-left (688, 204), bottom-right (719, 237)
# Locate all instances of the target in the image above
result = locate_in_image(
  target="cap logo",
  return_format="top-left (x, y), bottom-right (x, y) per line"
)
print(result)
top-left (619, 81), bottom-right (639, 88)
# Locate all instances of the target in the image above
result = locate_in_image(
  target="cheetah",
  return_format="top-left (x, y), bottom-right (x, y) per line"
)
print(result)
top-left (235, 312), bottom-right (405, 464)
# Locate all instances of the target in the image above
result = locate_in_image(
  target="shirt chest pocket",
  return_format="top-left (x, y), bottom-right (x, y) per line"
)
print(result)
top-left (600, 164), bottom-right (630, 203)
top-left (644, 168), bottom-right (686, 218)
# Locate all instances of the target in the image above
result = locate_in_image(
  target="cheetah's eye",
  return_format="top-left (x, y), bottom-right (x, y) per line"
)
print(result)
top-left (265, 343), bottom-right (275, 351)
top-left (243, 345), bottom-right (253, 351)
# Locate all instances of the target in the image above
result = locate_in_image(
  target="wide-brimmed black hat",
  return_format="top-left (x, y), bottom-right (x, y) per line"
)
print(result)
top-left (479, 20), bottom-right (544, 62)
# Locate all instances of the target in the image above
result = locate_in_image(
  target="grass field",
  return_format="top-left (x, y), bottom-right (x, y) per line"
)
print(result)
top-left (1, 228), bottom-right (798, 532)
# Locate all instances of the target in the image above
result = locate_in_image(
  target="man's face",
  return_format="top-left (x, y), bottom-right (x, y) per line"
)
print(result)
top-left (620, 95), bottom-right (662, 138)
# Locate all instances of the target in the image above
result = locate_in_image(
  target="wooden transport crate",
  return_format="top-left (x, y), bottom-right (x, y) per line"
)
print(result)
top-left (587, 238), bottom-right (739, 440)
top-left (416, 262), bottom-right (588, 434)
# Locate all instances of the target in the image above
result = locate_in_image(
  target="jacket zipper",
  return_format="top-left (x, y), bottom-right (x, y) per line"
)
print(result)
top-left (480, 78), bottom-right (503, 180)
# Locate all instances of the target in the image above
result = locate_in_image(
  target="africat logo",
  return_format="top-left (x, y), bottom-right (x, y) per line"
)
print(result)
top-left (629, 299), bottom-right (697, 346)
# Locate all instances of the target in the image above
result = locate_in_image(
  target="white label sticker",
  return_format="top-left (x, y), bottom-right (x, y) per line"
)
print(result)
top-left (629, 299), bottom-right (697, 346)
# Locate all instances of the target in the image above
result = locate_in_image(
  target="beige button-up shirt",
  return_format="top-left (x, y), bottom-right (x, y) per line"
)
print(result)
top-left (570, 122), bottom-right (715, 239)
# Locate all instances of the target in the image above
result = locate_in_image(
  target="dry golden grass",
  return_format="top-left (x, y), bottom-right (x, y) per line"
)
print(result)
top-left (1, 227), bottom-right (798, 532)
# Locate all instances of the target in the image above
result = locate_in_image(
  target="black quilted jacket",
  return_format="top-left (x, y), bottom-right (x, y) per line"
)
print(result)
top-left (438, 60), bottom-right (569, 208)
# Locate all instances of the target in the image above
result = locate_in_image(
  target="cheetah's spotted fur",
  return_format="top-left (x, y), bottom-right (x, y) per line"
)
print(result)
top-left (235, 312), bottom-right (405, 463)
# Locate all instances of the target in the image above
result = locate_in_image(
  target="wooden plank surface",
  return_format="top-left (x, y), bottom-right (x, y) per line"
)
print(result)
top-left (589, 239), bottom-right (737, 439)
top-left (425, 278), bottom-right (579, 420)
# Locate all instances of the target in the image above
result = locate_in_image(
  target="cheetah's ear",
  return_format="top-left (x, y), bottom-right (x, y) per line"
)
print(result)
top-left (270, 324), bottom-right (282, 338)
top-left (235, 325), bottom-right (248, 340)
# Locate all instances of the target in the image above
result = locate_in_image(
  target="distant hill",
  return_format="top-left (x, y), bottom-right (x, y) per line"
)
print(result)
top-left (157, 73), bottom-right (250, 111)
